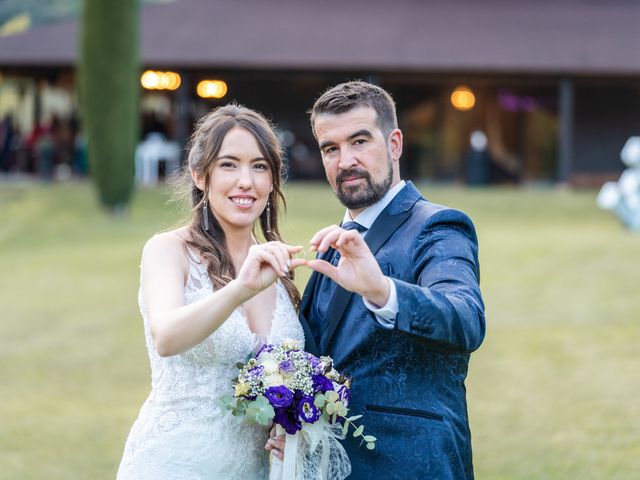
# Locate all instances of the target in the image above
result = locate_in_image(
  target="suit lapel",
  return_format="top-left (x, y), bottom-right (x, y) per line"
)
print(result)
top-left (320, 207), bottom-right (412, 351)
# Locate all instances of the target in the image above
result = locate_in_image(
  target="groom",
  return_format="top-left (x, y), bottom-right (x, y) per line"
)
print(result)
top-left (270, 81), bottom-right (485, 479)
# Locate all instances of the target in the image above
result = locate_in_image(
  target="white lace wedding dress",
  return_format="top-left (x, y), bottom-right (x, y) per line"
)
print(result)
top-left (116, 251), bottom-right (304, 480)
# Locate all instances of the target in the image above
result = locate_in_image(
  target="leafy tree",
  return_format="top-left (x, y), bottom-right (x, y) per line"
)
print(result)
top-left (79, 0), bottom-right (139, 212)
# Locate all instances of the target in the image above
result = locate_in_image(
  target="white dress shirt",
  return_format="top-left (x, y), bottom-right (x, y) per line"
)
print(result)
top-left (341, 180), bottom-right (405, 328)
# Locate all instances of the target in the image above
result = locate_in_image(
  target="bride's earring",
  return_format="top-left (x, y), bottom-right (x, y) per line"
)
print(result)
top-left (265, 199), bottom-right (271, 234)
top-left (202, 198), bottom-right (210, 231)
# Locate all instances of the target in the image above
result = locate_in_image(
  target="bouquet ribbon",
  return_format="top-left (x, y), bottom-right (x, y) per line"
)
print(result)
top-left (269, 424), bottom-right (298, 480)
top-left (269, 420), bottom-right (349, 480)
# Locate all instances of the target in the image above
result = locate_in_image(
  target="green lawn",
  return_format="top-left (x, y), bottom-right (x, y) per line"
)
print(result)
top-left (1, 181), bottom-right (638, 479)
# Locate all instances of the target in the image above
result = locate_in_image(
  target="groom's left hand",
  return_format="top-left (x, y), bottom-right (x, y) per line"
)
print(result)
top-left (307, 225), bottom-right (390, 307)
top-left (265, 425), bottom-right (285, 459)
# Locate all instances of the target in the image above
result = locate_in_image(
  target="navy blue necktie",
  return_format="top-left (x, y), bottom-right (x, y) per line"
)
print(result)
top-left (341, 221), bottom-right (367, 233)
top-left (329, 221), bottom-right (366, 264)
top-left (308, 221), bottom-right (367, 342)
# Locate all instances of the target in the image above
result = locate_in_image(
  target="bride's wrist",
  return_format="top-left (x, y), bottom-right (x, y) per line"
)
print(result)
top-left (227, 278), bottom-right (256, 304)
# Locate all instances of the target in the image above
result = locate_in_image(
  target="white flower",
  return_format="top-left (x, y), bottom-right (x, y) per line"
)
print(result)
top-left (259, 352), bottom-right (275, 363)
top-left (263, 373), bottom-right (285, 388)
top-left (282, 338), bottom-right (301, 351)
top-left (262, 359), bottom-right (279, 375)
top-left (326, 369), bottom-right (340, 380)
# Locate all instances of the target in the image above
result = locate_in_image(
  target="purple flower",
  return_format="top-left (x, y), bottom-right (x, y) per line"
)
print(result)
top-left (306, 353), bottom-right (320, 365)
top-left (312, 374), bottom-right (334, 394)
top-left (305, 354), bottom-right (324, 375)
top-left (256, 344), bottom-right (274, 358)
top-left (279, 360), bottom-right (295, 374)
top-left (274, 407), bottom-right (302, 434)
top-left (336, 385), bottom-right (350, 405)
top-left (247, 365), bottom-right (264, 378)
top-left (297, 395), bottom-right (321, 423)
top-left (264, 386), bottom-right (293, 408)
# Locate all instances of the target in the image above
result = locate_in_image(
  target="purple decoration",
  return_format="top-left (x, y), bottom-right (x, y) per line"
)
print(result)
top-left (274, 407), bottom-right (302, 434)
top-left (247, 365), bottom-right (264, 378)
top-left (297, 396), bottom-right (321, 423)
top-left (312, 374), bottom-right (334, 394)
top-left (336, 385), bottom-right (351, 405)
top-left (279, 360), bottom-right (295, 374)
top-left (264, 386), bottom-right (293, 408)
top-left (256, 343), bottom-right (275, 358)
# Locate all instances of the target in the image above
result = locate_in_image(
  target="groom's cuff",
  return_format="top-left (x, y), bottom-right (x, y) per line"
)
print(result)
top-left (363, 277), bottom-right (398, 329)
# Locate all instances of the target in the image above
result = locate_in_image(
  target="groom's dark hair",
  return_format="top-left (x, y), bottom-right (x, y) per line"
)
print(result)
top-left (309, 80), bottom-right (398, 138)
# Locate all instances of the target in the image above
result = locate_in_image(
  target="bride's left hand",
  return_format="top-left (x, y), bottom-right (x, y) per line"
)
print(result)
top-left (236, 242), bottom-right (306, 297)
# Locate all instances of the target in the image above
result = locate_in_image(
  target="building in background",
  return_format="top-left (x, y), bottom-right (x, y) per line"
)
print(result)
top-left (1, 0), bottom-right (639, 184)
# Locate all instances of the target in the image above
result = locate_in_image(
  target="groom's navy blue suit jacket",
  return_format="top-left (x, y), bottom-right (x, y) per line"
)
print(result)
top-left (299, 182), bottom-right (485, 480)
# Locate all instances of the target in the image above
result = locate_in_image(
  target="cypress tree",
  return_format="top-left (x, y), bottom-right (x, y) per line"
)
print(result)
top-left (79, 0), bottom-right (139, 212)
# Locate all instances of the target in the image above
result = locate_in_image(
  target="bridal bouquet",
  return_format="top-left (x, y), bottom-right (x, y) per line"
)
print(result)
top-left (218, 339), bottom-right (375, 480)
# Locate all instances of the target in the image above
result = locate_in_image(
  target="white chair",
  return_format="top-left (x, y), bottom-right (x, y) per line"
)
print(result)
top-left (135, 133), bottom-right (182, 185)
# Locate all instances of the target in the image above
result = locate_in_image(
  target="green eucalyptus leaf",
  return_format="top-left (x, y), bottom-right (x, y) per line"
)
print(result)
top-left (325, 403), bottom-right (336, 415)
top-left (256, 408), bottom-right (274, 426)
top-left (217, 395), bottom-right (235, 410)
top-left (347, 414), bottom-right (363, 422)
top-left (363, 435), bottom-right (377, 442)
top-left (236, 399), bottom-right (249, 413)
top-left (245, 397), bottom-right (275, 426)
top-left (314, 394), bottom-right (326, 408)
top-left (341, 422), bottom-right (349, 436)
top-left (366, 442), bottom-right (375, 450)
top-left (353, 425), bottom-right (364, 437)
top-left (325, 391), bottom-right (339, 403)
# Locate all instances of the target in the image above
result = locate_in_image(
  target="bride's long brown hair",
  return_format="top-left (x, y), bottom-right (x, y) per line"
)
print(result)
top-left (182, 104), bottom-right (300, 310)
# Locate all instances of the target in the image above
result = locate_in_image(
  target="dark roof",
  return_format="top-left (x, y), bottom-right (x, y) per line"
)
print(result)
top-left (2, 0), bottom-right (640, 74)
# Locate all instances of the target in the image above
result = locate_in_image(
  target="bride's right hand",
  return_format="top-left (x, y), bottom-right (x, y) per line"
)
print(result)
top-left (234, 242), bottom-right (305, 298)
top-left (265, 424), bottom-right (285, 459)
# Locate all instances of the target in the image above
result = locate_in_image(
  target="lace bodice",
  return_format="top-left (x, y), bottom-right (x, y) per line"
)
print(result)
top-left (139, 251), bottom-right (303, 406)
top-left (117, 251), bottom-right (304, 479)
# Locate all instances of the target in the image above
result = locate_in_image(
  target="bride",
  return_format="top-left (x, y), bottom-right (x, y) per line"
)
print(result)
top-left (116, 104), bottom-right (305, 479)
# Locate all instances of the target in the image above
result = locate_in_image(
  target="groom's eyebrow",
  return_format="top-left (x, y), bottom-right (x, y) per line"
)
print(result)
top-left (318, 129), bottom-right (373, 150)
top-left (348, 129), bottom-right (373, 141)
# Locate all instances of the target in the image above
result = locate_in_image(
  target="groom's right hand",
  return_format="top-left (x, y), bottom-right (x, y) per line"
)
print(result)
top-left (307, 225), bottom-right (391, 307)
top-left (265, 425), bottom-right (285, 459)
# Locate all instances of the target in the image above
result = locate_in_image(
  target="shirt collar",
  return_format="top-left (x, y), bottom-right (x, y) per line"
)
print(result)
top-left (341, 180), bottom-right (406, 229)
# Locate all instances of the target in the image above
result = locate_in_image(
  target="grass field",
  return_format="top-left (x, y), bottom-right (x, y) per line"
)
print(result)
top-left (1, 180), bottom-right (638, 479)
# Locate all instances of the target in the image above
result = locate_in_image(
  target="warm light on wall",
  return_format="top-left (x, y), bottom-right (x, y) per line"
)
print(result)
top-left (197, 80), bottom-right (228, 99)
top-left (451, 86), bottom-right (475, 111)
top-left (141, 70), bottom-right (181, 91)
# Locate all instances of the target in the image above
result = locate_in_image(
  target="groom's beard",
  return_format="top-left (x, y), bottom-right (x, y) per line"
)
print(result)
top-left (335, 158), bottom-right (394, 210)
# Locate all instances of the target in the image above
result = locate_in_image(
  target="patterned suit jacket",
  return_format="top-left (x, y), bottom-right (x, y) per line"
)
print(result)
top-left (299, 182), bottom-right (485, 479)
